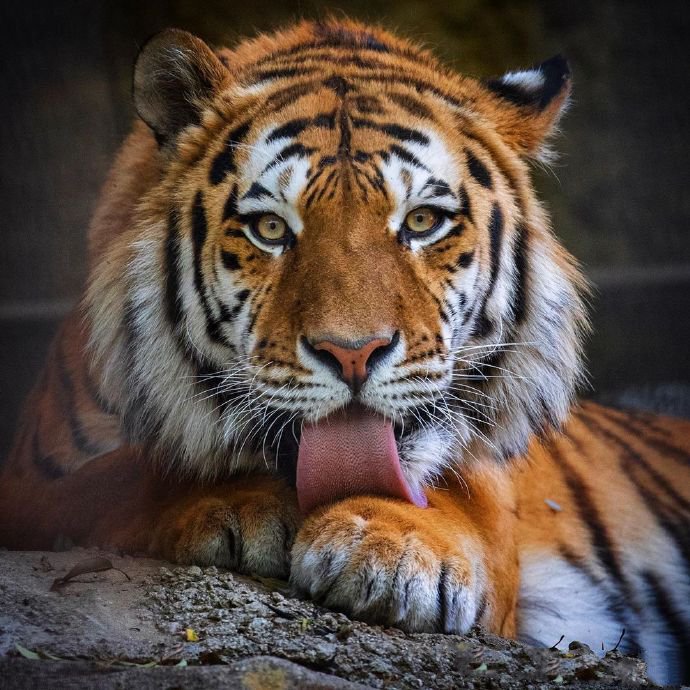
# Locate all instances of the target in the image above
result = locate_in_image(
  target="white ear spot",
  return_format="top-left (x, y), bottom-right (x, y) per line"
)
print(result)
top-left (499, 69), bottom-right (546, 93)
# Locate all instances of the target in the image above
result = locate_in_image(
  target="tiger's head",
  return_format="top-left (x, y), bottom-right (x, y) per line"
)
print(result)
top-left (86, 20), bottom-right (588, 511)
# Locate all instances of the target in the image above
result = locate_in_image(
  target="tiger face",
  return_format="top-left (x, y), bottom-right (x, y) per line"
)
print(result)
top-left (88, 21), bottom-right (587, 509)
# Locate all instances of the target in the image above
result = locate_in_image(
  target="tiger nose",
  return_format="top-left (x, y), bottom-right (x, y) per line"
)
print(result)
top-left (305, 332), bottom-right (399, 393)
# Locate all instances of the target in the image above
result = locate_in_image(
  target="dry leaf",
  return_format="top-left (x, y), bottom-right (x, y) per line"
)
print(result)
top-left (15, 644), bottom-right (40, 660)
top-left (50, 557), bottom-right (130, 592)
top-left (185, 628), bottom-right (199, 642)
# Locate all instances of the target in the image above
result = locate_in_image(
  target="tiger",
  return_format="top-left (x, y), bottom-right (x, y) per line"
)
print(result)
top-left (0, 18), bottom-right (688, 685)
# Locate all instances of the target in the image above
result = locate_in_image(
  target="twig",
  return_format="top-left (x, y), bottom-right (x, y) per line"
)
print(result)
top-left (549, 634), bottom-right (565, 651)
top-left (610, 628), bottom-right (626, 653)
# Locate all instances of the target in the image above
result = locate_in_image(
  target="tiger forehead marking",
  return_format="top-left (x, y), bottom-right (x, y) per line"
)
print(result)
top-left (210, 80), bottom-right (461, 221)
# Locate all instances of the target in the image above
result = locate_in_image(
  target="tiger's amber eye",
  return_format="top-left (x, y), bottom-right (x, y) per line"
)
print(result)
top-left (405, 207), bottom-right (439, 234)
top-left (256, 214), bottom-right (287, 242)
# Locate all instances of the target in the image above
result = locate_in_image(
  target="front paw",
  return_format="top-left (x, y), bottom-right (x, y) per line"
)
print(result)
top-left (290, 497), bottom-right (483, 633)
top-left (153, 477), bottom-right (299, 578)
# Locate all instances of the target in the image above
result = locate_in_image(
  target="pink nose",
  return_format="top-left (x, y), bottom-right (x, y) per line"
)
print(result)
top-left (307, 333), bottom-right (398, 393)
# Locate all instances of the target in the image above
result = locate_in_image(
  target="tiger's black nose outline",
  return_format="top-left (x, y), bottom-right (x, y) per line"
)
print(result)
top-left (302, 331), bottom-right (400, 394)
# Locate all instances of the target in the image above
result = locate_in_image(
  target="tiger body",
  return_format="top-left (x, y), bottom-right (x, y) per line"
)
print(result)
top-left (0, 20), bottom-right (688, 685)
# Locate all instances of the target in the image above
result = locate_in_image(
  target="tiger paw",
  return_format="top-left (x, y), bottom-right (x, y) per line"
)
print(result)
top-left (290, 496), bottom-right (484, 633)
top-left (153, 477), bottom-right (300, 578)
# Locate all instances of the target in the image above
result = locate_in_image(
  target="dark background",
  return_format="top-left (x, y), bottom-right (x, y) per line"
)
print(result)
top-left (1, 0), bottom-right (689, 457)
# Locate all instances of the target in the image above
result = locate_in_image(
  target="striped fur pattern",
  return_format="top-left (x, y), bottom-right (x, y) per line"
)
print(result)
top-left (0, 20), bottom-right (687, 685)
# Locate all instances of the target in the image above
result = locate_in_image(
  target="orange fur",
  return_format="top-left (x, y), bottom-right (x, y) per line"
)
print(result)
top-left (0, 18), bottom-right (688, 683)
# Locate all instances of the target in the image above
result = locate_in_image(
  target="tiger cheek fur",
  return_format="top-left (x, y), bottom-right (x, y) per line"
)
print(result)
top-left (0, 19), bottom-right (688, 686)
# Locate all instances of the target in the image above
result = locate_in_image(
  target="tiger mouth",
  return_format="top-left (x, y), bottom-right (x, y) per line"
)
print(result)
top-left (271, 403), bottom-right (430, 513)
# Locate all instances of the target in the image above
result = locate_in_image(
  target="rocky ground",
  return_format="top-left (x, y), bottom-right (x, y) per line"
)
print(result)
top-left (0, 548), bottom-right (656, 689)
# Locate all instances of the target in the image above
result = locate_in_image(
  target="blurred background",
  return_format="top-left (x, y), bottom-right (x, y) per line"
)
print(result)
top-left (1, 0), bottom-right (689, 457)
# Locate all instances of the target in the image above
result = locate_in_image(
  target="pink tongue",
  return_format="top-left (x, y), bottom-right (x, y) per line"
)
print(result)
top-left (296, 405), bottom-right (428, 514)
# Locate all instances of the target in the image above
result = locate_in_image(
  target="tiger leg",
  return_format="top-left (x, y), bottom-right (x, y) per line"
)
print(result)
top-left (0, 447), bottom-right (300, 578)
top-left (290, 463), bottom-right (519, 635)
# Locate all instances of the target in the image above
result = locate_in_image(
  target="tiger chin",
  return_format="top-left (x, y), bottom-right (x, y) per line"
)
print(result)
top-left (0, 19), bottom-right (688, 686)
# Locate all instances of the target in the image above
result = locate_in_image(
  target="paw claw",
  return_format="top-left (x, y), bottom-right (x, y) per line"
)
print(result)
top-left (291, 499), bottom-right (483, 634)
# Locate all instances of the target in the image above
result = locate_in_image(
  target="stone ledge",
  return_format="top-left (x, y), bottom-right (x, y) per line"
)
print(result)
top-left (0, 549), bottom-right (653, 689)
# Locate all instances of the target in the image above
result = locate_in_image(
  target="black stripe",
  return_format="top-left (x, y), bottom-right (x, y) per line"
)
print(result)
top-left (557, 544), bottom-right (638, 651)
top-left (318, 155), bottom-right (338, 169)
top-left (252, 47), bottom-right (465, 109)
top-left (251, 66), bottom-right (317, 82)
top-left (641, 571), bottom-right (690, 681)
top-left (461, 131), bottom-right (523, 213)
top-left (191, 192), bottom-right (226, 345)
top-left (246, 297), bottom-right (265, 334)
top-left (578, 410), bottom-right (690, 515)
top-left (487, 204), bottom-right (504, 292)
top-left (511, 223), bottom-right (529, 324)
top-left (313, 23), bottom-right (392, 52)
top-left (324, 75), bottom-right (351, 96)
top-left (56, 345), bottom-right (103, 457)
top-left (247, 35), bottom-right (424, 69)
top-left (314, 168), bottom-right (340, 204)
top-left (437, 563), bottom-right (449, 633)
top-left (353, 95), bottom-right (384, 114)
top-left (471, 205), bottom-right (504, 338)
top-left (305, 168), bottom-right (339, 210)
top-left (337, 107), bottom-right (352, 157)
top-left (423, 177), bottom-right (453, 199)
top-left (386, 91), bottom-right (434, 120)
top-left (465, 148), bottom-right (493, 189)
top-left (222, 184), bottom-right (239, 222)
top-left (262, 143), bottom-right (315, 173)
top-left (262, 82), bottom-right (319, 115)
top-left (457, 251), bottom-right (474, 268)
top-left (302, 166), bottom-right (328, 197)
top-left (389, 144), bottom-right (429, 170)
top-left (345, 71), bottom-right (465, 110)
top-left (444, 222), bottom-right (465, 241)
top-left (221, 251), bottom-right (241, 271)
top-left (577, 412), bottom-right (690, 571)
top-left (265, 112), bottom-right (336, 143)
top-left (266, 117), bottom-right (311, 142)
top-left (219, 288), bottom-right (251, 323)
top-left (243, 182), bottom-right (275, 201)
top-left (351, 118), bottom-right (429, 145)
top-left (604, 407), bottom-right (690, 467)
top-left (549, 435), bottom-right (637, 605)
top-left (31, 423), bottom-right (65, 480)
top-left (458, 185), bottom-right (473, 226)
top-left (210, 122), bottom-right (250, 185)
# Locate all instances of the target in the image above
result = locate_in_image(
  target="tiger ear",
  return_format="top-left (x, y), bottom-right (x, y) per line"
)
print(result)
top-left (133, 29), bottom-right (227, 146)
top-left (483, 55), bottom-right (571, 162)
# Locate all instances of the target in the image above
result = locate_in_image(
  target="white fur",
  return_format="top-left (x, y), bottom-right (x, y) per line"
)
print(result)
top-left (518, 551), bottom-right (688, 687)
top-left (499, 69), bottom-right (546, 93)
top-left (518, 551), bottom-right (630, 654)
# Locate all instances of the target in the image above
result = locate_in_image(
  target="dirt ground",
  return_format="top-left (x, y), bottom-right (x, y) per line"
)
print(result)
top-left (0, 548), bottom-right (656, 689)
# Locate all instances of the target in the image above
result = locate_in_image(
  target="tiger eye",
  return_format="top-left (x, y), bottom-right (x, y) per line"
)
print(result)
top-left (256, 214), bottom-right (287, 242)
top-left (405, 207), bottom-right (439, 234)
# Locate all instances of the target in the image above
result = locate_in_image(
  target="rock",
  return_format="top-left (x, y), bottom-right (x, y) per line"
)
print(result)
top-left (0, 549), bottom-right (654, 689)
top-left (0, 657), bottom-right (368, 689)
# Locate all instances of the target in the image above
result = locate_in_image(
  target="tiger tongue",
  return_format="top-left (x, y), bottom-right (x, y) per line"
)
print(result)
top-left (296, 405), bottom-right (428, 514)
